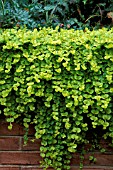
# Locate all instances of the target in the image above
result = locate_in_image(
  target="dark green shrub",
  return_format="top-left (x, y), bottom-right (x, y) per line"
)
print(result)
top-left (0, 27), bottom-right (113, 169)
top-left (0, 0), bottom-right (113, 29)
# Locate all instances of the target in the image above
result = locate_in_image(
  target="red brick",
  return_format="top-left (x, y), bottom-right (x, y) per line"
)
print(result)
top-left (0, 167), bottom-right (19, 170)
top-left (21, 167), bottom-right (53, 170)
top-left (0, 119), bottom-right (113, 170)
top-left (83, 140), bottom-right (113, 152)
top-left (0, 121), bottom-right (24, 136)
top-left (81, 166), bottom-right (113, 170)
top-left (22, 138), bottom-right (41, 151)
top-left (70, 167), bottom-right (82, 170)
top-left (0, 151), bottom-right (42, 165)
top-left (0, 121), bottom-right (35, 136)
top-left (99, 139), bottom-right (113, 152)
top-left (21, 168), bottom-right (38, 170)
top-left (20, 166), bottom-right (113, 170)
top-left (71, 152), bottom-right (113, 166)
top-left (0, 137), bottom-right (20, 150)
top-left (71, 153), bottom-right (80, 165)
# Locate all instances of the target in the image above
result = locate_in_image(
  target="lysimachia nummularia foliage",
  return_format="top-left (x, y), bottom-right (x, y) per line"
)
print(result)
top-left (0, 27), bottom-right (113, 169)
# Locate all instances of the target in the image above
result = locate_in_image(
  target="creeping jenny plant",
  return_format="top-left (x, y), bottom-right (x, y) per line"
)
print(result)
top-left (0, 27), bottom-right (113, 169)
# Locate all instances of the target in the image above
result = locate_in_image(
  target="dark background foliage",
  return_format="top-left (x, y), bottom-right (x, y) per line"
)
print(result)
top-left (0, 0), bottom-right (113, 29)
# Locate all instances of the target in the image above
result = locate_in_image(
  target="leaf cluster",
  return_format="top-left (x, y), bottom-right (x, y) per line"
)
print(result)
top-left (0, 0), bottom-right (113, 29)
top-left (0, 27), bottom-right (113, 169)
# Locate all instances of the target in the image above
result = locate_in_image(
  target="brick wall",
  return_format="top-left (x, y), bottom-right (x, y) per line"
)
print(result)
top-left (0, 120), bottom-right (113, 170)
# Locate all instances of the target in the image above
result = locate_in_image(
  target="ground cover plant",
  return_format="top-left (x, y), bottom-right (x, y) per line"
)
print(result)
top-left (0, 0), bottom-right (113, 29)
top-left (0, 27), bottom-right (113, 169)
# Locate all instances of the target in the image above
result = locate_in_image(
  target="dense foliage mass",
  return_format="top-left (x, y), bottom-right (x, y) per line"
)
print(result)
top-left (0, 27), bottom-right (113, 169)
top-left (0, 0), bottom-right (113, 29)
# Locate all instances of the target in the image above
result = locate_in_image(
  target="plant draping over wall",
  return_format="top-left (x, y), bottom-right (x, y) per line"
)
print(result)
top-left (0, 27), bottom-right (113, 169)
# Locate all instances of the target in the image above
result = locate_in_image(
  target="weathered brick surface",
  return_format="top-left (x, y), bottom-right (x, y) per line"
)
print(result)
top-left (19, 166), bottom-right (113, 170)
top-left (71, 167), bottom-right (113, 170)
top-left (0, 167), bottom-right (20, 170)
top-left (0, 151), bottom-right (41, 165)
top-left (0, 166), bottom-right (20, 170)
top-left (21, 138), bottom-right (41, 151)
top-left (0, 121), bottom-right (35, 136)
top-left (0, 120), bottom-right (113, 170)
top-left (0, 137), bottom-right (20, 150)
top-left (0, 121), bottom-right (24, 136)
top-left (21, 167), bottom-right (53, 170)
top-left (0, 168), bottom-right (20, 170)
top-left (71, 152), bottom-right (113, 166)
